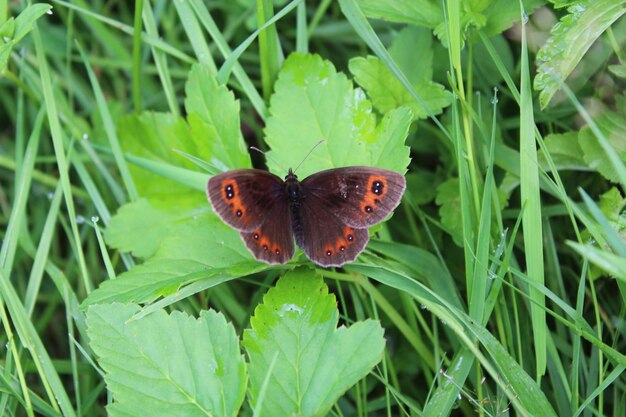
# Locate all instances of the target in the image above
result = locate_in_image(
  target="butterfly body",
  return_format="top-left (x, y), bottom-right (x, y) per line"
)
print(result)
top-left (207, 166), bottom-right (405, 267)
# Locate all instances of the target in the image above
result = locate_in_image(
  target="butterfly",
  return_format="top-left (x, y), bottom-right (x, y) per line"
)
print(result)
top-left (207, 166), bottom-right (406, 267)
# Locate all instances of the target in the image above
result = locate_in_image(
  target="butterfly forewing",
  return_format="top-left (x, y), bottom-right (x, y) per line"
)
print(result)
top-left (207, 169), bottom-right (285, 232)
top-left (301, 167), bottom-right (406, 228)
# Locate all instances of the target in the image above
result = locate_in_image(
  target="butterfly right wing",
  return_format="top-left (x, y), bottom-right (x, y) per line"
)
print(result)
top-left (207, 169), bottom-right (294, 264)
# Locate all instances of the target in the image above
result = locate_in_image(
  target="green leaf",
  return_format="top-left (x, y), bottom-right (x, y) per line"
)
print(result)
top-left (355, 0), bottom-right (441, 27)
top-left (243, 268), bottom-right (385, 417)
top-left (436, 178), bottom-right (462, 245)
top-left (264, 53), bottom-right (411, 178)
top-left (349, 27), bottom-right (452, 120)
top-left (534, 0), bottom-right (626, 109)
top-left (355, 0), bottom-right (541, 42)
top-left (598, 187), bottom-right (626, 225)
top-left (118, 112), bottom-right (200, 196)
top-left (578, 103), bottom-right (626, 183)
top-left (538, 132), bottom-right (585, 169)
top-left (87, 304), bottom-right (246, 417)
top-left (473, 0), bottom-right (543, 38)
top-left (89, 212), bottom-right (263, 306)
top-left (105, 196), bottom-right (206, 259)
top-left (185, 64), bottom-right (251, 171)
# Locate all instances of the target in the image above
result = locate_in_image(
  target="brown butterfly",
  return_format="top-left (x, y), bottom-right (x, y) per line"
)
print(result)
top-left (207, 167), bottom-right (405, 267)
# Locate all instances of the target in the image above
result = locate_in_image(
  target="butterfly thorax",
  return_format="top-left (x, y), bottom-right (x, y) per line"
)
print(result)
top-left (284, 169), bottom-right (302, 204)
top-left (284, 169), bottom-right (306, 245)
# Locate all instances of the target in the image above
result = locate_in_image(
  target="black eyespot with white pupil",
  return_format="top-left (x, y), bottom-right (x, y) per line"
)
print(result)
top-left (340, 246), bottom-right (346, 252)
top-left (263, 245), bottom-right (268, 251)
top-left (326, 250), bottom-right (332, 256)
top-left (365, 205), bottom-right (373, 213)
top-left (236, 210), bottom-right (242, 217)
top-left (225, 184), bottom-right (235, 199)
top-left (253, 233), bottom-right (259, 240)
top-left (347, 234), bottom-right (354, 241)
top-left (275, 249), bottom-right (280, 255)
top-left (371, 180), bottom-right (384, 195)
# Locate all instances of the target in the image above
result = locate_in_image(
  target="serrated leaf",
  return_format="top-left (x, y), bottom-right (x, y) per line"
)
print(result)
top-left (599, 187), bottom-right (626, 224)
top-left (105, 196), bottom-right (207, 259)
top-left (264, 53), bottom-right (411, 178)
top-left (436, 178), bottom-right (463, 246)
top-left (349, 27), bottom-right (452, 120)
top-left (243, 269), bottom-right (385, 417)
top-left (534, 0), bottom-right (626, 109)
top-left (474, 0), bottom-right (543, 38)
top-left (538, 132), bottom-right (585, 169)
top-left (118, 112), bottom-right (200, 196)
top-left (87, 304), bottom-right (246, 417)
top-left (578, 107), bottom-right (626, 183)
top-left (87, 213), bottom-right (263, 306)
top-left (355, 0), bottom-right (541, 43)
top-left (355, 0), bottom-right (441, 27)
top-left (185, 65), bottom-right (251, 171)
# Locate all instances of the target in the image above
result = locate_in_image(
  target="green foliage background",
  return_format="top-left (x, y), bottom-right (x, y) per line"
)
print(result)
top-left (1, 0), bottom-right (625, 416)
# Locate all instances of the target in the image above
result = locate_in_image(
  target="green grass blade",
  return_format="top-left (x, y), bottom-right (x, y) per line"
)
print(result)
top-left (257, 0), bottom-right (282, 100)
top-left (518, 1), bottom-right (546, 378)
top-left (76, 41), bottom-right (138, 202)
top-left (132, 0), bottom-right (143, 113)
top-left (141, 1), bottom-right (179, 116)
top-left (189, 0), bottom-right (268, 119)
top-left (33, 24), bottom-right (91, 295)
top-left (173, 0), bottom-right (217, 72)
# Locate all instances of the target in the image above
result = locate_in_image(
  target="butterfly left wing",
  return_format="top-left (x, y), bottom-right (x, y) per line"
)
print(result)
top-left (207, 169), bottom-right (284, 232)
top-left (301, 167), bottom-right (406, 228)
top-left (240, 199), bottom-right (295, 264)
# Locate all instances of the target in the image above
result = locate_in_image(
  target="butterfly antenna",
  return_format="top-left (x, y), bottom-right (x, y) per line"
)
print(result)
top-left (293, 140), bottom-right (325, 174)
top-left (250, 146), bottom-right (288, 173)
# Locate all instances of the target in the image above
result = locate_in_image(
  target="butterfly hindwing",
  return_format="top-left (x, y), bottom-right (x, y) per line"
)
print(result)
top-left (301, 167), bottom-right (406, 228)
top-left (296, 198), bottom-right (369, 267)
top-left (241, 199), bottom-right (294, 264)
top-left (207, 169), bottom-right (284, 232)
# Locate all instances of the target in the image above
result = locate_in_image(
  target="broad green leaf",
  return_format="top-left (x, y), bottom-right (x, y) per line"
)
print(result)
top-left (355, 0), bottom-right (542, 43)
top-left (185, 64), bottom-right (251, 171)
top-left (436, 178), bottom-right (463, 245)
top-left (534, 0), bottom-right (626, 109)
top-left (105, 196), bottom-right (207, 259)
top-left (88, 213), bottom-right (264, 306)
top-left (599, 187), bottom-right (626, 226)
top-left (264, 53), bottom-right (411, 178)
top-left (117, 112), bottom-right (200, 196)
top-left (87, 304), bottom-right (246, 417)
top-left (349, 27), bottom-right (452, 120)
top-left (355, 0), bottom-right (441, 27)
top-left (578, 103), bottom-right (626, 183)
top-left (538, 132), bottom-right (585, 169)
top-left (243, 268), bottom-right (385, 417)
